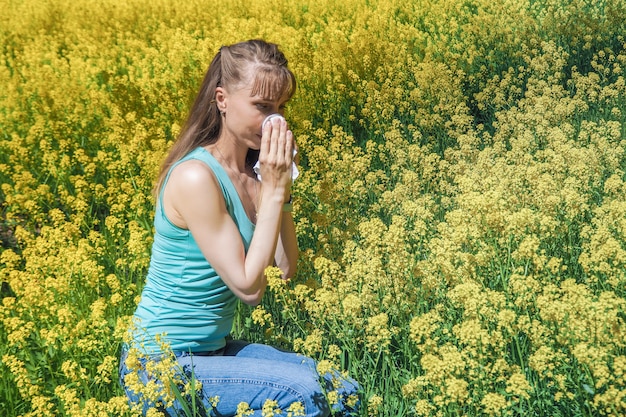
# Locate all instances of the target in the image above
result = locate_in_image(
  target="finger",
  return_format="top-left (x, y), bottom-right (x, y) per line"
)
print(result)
top-left (285, 130), bottom-right (294, 163)
top-left (270, 116), bottom-right (287, 163)
top-left (260, 117), bottom-right (272, 160)
top-left (278, 118), bottom-right (290, 162)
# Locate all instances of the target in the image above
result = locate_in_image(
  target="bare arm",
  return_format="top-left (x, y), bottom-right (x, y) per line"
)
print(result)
top-left (275, 210), bottom-right (298, 279)
top-left (163, 117), bottom-right (294, 306)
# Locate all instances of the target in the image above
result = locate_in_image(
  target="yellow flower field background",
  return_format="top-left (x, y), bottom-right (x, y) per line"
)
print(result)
top-left (1, 0), bottom-right (625, 415)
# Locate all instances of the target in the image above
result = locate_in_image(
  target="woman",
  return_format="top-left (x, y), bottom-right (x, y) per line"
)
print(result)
top-left (119, 39), bottom-right (359, 416)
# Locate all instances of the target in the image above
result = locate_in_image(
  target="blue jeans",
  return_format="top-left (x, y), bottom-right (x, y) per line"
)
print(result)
top-left (119, 340), bottom-right (360, 416)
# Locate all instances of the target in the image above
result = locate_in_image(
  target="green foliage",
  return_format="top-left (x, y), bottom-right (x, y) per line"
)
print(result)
top-left (1, 0), bottom-right (625, 416)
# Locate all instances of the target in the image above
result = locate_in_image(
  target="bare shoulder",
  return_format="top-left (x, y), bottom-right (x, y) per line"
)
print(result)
top-left (169, 159), bottom-right (216, 186)
top-left (166, 158), bottom-right (221, 198)
top-left (162, 158), bottom-right (224, 228)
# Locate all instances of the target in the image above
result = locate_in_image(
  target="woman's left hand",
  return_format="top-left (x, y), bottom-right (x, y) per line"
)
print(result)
top-left (258, 115), bottom-right (294, 202)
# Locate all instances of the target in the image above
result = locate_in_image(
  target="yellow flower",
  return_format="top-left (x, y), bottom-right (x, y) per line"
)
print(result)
top-left (106, 396), bottom-right (132, 415)
top-left (209, 396), bottom-right (220, 408)
top-left (326, 344), bottom-right (342, 361)
top-left (294, 329), bottom-right (324, 356)
top-left (251, 306), bottom-right (272, 327)
top-left (367, 394), bottom-right (383, 415)
top-left (346, 394), bottom-right (359, 409)
top-left (262, 399), bottom-right (281, 417)
top-left (286, 401), bottom-right (305, 417)
top-left (61, 360), bottom-right (88, 383)
top-left (326, 390), bottom-right (339, 406)
top-left (292, 284), bottom-right (313, 303)
top-left (365, 313), bottom-right (393, 353)
top-left (95, 355), bottom-right (116, 384)
top-left (506, 372), bottom-right (532, 399)
top-left (236, 402), bottom-right (254, 417)
top-left (341, 293), bottom-right (362, 317)
top-left (444, 376), bottom-right (469, 404)
top-left (481, 392), bottom-right (507, 416)
top-left (316, 359), bottom-right (337, 376)
top-left (146, 408), bottom-right (165, 417)
top-left (414, 399), bottom-right (433, 416)
top-left (265, 265), bottom-right (287, 290)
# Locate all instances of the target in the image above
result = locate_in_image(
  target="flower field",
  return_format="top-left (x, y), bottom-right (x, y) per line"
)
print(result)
top-left (1, 0), bottom-right (626, 415)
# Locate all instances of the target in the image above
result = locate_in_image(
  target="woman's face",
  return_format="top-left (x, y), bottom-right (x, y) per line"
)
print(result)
top-left (216, 72), bottom-right (289, 150)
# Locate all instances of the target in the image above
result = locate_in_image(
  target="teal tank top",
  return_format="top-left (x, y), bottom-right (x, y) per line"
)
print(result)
top-left (130, 147), bottom-right (255, 354)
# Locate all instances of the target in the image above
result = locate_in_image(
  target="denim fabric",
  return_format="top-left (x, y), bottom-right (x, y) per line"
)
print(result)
top-left (119, 340), bottom-right (360, 417)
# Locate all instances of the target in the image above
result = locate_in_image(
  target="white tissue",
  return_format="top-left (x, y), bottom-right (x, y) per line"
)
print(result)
top-left (254, 114), bottom-right (299, 182)
top-left (262, 113), bottom-right (285, 129)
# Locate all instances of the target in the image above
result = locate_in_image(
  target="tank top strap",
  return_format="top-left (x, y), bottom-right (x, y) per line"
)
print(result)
top-left (156, 147), bottom-right (255, 247)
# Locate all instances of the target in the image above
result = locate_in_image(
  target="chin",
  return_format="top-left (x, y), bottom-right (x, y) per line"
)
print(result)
top-left (249, 136), bottom-right (262, 150)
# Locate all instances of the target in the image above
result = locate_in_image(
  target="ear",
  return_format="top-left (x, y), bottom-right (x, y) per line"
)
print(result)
top-left (215, 87), bottom-right (227, 112)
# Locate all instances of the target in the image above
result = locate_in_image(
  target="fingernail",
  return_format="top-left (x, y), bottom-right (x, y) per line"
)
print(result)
top-left (263, 114), bottom-right (285, 129)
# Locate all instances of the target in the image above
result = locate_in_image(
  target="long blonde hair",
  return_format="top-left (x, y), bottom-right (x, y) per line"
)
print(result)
top-left (154, 39), bottom-right (296, 196)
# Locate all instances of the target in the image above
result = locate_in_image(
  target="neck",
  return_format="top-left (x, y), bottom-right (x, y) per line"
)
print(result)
top-left (209, 139), bottom-right (249, 174)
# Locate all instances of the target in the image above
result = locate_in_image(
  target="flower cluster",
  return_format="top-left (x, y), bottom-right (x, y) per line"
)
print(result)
top-left (1, 0), bottom-right (625, 416)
